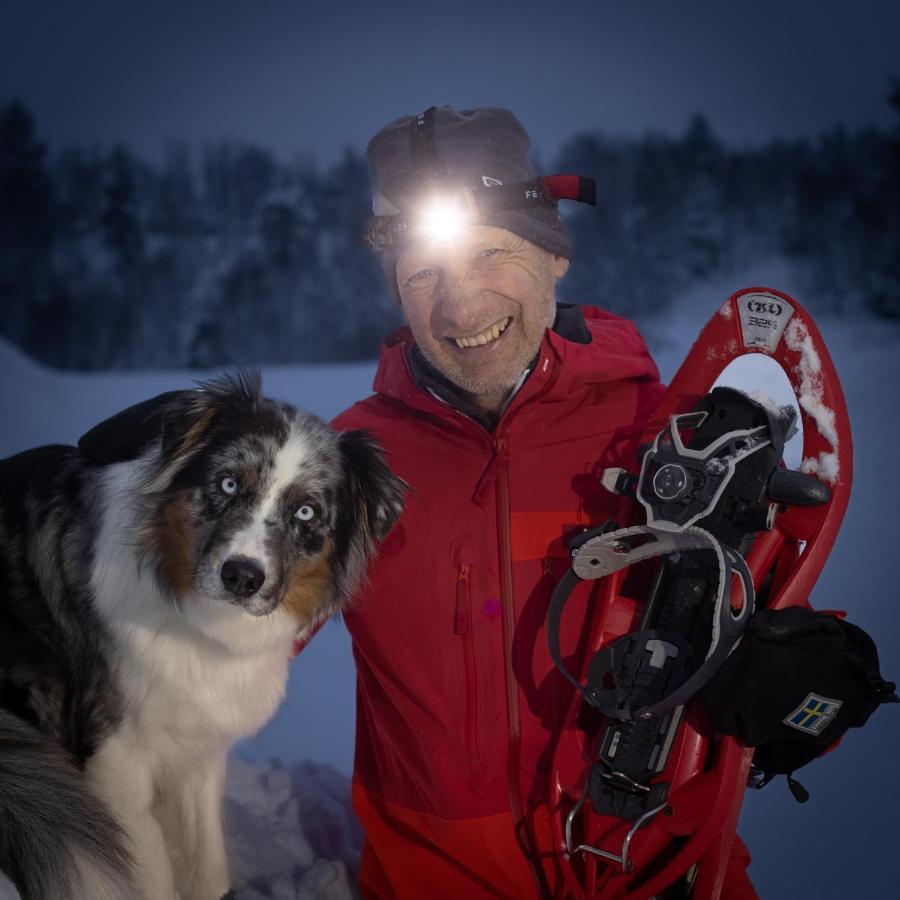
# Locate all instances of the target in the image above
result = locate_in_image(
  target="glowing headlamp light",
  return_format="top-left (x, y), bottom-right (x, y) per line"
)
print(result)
top-left (418, 196), bottom-right (471, 242)
top-left (364, 174), bottom-right (596, 253)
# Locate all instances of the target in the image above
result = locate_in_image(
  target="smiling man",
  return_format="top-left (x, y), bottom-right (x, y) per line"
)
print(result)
top-left (395, 225), bottom-right (568, 417)
top-left (332, 106), bottom-right (755, 899)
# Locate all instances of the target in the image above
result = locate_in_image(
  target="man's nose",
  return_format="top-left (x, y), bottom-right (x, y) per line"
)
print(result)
top-left (433, 270), bottom-right (485, 329)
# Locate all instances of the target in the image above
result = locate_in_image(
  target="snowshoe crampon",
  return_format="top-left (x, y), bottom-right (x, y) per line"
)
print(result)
top-left (548, 288), bottom-right (851, 899)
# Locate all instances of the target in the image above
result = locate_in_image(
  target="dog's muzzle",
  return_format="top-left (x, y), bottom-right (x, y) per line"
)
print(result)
top-left (220, 556), bottom-right (266, 598)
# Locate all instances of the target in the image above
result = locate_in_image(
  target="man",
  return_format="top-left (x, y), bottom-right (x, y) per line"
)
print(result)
top-left (330, 105), bottom-right (757, 898)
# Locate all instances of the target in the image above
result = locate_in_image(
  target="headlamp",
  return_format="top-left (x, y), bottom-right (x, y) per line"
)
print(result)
top-left (364, 174), bottom-right (596, 253)
top-left (419, 196), bottom-right (470, 242)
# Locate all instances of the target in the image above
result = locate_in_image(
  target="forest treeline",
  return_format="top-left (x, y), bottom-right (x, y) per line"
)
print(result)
top-left (1, 90), bottom-right (898, 370)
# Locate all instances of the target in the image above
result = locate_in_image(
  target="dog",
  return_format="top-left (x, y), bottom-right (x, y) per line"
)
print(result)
top-left (0, 371), bottom-right (405, 900)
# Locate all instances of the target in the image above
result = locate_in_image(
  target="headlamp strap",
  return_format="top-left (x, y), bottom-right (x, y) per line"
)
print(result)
top-left (540, 174), bottom-right (597, 206)
top-left (473, 175), bottom-right (597, 214)
top-left (409, 106), bottom-right (449, 183)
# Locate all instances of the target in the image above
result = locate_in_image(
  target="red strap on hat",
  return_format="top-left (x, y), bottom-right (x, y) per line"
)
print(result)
top-left (539, 174), bottom-right (597, 205)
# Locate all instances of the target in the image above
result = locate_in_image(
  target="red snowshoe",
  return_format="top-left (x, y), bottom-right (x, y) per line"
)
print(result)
top-left (547, 288), bottom-right (852, 898)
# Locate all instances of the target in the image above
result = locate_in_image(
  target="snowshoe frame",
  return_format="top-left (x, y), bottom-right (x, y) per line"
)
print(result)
top-left (548, 288), bottom-right (852, 899)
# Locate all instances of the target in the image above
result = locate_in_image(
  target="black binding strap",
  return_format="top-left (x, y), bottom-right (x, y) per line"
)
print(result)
top-left (547, 568), bottom-right (588, 699)
top-left (547, 526), bottom-right (755, 722)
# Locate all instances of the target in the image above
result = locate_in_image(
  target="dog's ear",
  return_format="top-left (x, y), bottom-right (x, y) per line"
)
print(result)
top-left (152, 391), bottom-right (217, 482)
top-left (79, 390), bottom-right (190, 464)
top-left (145, 369), bottom-right (263, 491)
top-left (333, 430), bottom-right (406, 600)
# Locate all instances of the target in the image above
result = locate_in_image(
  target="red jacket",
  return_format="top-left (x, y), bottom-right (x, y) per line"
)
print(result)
top-left (332, 307), bottom-right (753, 898)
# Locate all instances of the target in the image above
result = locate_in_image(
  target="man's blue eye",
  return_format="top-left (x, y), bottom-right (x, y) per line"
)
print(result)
top-left (481, 248), bottom-right (503, 259)
top-left (409, 268), bottom-right (437, 283)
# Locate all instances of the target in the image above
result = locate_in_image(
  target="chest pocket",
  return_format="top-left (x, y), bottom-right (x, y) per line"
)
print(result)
top-left (450, 540), bottom-right (499, 762)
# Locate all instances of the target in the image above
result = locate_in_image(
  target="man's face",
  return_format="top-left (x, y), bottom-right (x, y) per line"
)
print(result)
top-left (395, 225), bottom-right (569, 414)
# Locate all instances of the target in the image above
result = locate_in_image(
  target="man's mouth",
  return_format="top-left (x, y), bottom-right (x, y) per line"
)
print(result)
top-left (449, 316), bottom-right (512, 349)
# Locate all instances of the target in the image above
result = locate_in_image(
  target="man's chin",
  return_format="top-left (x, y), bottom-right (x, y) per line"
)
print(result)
top-left (450, 349), bottom-right (532, 392)
top-left (441, 366), bottom-right (521, 410)
top-left (435, 342), bottom-right (519, 380)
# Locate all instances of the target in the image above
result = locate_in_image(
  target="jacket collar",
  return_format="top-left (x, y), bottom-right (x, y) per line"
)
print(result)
top-left (404, 306), bottom-right (591, 430)
top-left (371, 305), bottom-right (659, 431)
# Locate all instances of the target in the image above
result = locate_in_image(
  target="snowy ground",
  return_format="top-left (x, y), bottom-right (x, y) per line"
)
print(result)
top-left (1, 264), bottom-right (898, 897)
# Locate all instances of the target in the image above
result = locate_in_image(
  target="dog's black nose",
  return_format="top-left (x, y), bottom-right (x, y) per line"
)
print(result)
top-left (221, 558), bottom-right (266, 598)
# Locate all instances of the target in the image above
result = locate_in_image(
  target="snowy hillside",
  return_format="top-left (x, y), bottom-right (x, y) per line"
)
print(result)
top-left (1, 282), bottom-right (898, 898)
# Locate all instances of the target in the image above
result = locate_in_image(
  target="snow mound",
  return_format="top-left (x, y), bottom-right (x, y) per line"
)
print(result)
top-left (225, 755), bottom-right (363, 900)
top-left (0, 335), bottom-right (46, 380)
top-left (0, 757), bottom-right (361, 900)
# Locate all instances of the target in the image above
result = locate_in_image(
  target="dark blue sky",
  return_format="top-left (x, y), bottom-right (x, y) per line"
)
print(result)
top-left (3, 0), bottom-right (899, 166)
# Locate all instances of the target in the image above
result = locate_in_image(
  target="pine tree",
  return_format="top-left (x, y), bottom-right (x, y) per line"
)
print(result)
top-left (866, 79), bottom-right (900, 318)
top-left (101, 146), bottom-right (145, 272)
top-left (0, 100), bottom-right (53, 347)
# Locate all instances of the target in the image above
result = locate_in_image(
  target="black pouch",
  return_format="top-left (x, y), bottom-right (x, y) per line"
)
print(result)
top-left (700, 607), bottom-right (898, 801)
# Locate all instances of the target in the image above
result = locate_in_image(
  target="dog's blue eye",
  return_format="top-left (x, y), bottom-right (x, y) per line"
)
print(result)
top-left (295, 504), bottom-right (316, 522)
top-left (221, 476), bottom-right (239, 496)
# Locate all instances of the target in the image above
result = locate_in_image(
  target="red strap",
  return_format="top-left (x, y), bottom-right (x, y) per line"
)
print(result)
top-left (540, 174), bottom-right (597, 205)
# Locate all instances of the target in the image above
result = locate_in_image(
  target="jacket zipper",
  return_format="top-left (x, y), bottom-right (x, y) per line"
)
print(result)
top-left (495, 434), bottom-right (546, 896)
top-left (454, 563), bottom-right (479, 760)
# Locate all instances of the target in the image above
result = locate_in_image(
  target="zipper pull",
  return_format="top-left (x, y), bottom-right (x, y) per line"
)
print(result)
top-left (472, 441), bottom-right (506, 505)
top-left (787, 774), bottom-right (810, 803)
top-left (454, 564), bottom-right (470, 634)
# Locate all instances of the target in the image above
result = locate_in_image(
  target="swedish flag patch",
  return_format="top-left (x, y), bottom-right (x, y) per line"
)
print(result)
top-left (783, 692), bottom-right (842, 736)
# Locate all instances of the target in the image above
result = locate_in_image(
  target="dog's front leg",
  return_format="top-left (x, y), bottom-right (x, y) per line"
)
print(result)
top-left (85, 735), bottom-right (179, 900)
top-left (157, 751), bottom-right (231, 900)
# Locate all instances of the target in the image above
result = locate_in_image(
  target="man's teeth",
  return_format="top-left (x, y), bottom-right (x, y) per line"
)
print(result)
top-left (452, 317), bottom-right (511, 348)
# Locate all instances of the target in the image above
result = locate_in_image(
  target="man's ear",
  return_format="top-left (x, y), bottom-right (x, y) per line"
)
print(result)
top-left (552, 255), bottom-right (570, 279)
top-left (333, 430), bottom-right (407, 601)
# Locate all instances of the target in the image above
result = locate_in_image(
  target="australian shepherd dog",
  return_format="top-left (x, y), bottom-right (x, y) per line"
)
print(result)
top-left (0, 372), bottom-right (404, 900)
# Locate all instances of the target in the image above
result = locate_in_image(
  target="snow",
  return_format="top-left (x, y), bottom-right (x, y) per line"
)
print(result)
top-left (784, 317), bottom-right (840, 454)
top-left (224, 757), bottom-right (361, 899)
top-left (1, 267), bottom-right (899, 897)
top-left (748, 387), bottom-right (795, 429)
top-left (801, 450), bottom-right (841, 484)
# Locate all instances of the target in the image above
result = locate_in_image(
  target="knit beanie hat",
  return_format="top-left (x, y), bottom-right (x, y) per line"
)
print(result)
top-left (367, 106), bottom-right (572, 294)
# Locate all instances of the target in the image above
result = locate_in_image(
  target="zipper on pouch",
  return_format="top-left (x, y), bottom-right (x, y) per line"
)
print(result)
top-left (454, 563), bottom-right (479, 759)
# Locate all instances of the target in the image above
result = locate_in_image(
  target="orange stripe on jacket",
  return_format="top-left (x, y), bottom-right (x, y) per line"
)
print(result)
top-left (353, 783), bottom-right (540, 899)
top-left (509, 510), bottom-right (589, 562)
